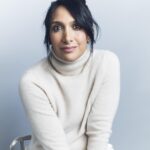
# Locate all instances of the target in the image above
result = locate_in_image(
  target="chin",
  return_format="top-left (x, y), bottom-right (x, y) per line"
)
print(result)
top-left (63, 54), bottom-right (79, 62)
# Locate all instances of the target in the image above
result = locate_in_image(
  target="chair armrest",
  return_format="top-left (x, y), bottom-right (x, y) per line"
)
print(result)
top-left (10, 135), bottom-right (31, 150)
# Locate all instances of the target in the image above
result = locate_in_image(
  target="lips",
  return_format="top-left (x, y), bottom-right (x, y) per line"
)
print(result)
top-left (61, 46), bottom-right (77, 53)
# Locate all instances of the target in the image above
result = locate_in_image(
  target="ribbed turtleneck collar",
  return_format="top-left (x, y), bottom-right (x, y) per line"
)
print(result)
top-left (48, 49), bottom-right (91, 76)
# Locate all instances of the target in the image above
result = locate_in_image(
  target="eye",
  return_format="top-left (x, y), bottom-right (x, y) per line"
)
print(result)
top-left (72, 23), bottom-right (81, 30)
top-left (51, 25), bottom-right (63, 32)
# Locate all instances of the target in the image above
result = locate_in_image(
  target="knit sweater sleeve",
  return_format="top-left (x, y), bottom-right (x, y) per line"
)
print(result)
top-left (19, 72), bottom-right (70, 150)
top-left (86, 52), bottom-right (120, 150)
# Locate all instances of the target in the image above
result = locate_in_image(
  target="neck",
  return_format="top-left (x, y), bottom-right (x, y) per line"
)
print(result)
top-left (48, 49), bottom-right (91, 76)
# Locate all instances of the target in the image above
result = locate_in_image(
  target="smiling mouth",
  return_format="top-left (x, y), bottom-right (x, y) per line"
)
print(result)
top-left (61, 46), bottom-right (77, 53)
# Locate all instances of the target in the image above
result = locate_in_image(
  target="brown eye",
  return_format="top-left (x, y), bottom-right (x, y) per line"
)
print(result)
top-left (51, 25), bottom-right (62, 32)
top-left (72, 23), bottom-right (81, 30)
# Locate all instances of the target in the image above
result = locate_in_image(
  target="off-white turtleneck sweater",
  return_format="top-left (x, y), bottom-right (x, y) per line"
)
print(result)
top-left (19, 49), bottom-right (120, 150)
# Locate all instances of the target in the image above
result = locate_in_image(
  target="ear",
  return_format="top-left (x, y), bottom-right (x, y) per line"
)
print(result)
top-left (87, 36), bottom-right (90, 43)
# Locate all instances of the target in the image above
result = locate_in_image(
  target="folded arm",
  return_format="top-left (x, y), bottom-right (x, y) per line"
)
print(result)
top-left (19, 74), bottom-right (69, 150)
top-left (86, 52), bottom-right (120, 150)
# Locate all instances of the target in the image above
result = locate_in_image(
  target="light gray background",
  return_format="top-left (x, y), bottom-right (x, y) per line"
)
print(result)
top-left (0, 0), bottom-right (149, 150)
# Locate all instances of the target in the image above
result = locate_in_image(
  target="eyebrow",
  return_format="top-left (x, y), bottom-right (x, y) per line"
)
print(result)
top-left (51, 21), bottom-right (63, 25)
top-left (51, 20), bottom-right (76, 26)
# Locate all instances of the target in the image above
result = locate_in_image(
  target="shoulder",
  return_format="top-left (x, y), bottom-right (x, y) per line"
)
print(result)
top-left (89, 49), bottom-right (120, 77)
top-left (19, 58), bottom-right (49, 84)
top-left (92, 49), bottom-right (120, 67)
top-left (93, 49), bottom-right (119, 61)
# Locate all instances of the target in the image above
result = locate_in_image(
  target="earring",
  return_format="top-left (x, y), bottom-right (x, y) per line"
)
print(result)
top-left (49, 44), bottom-right (53, 49)
top-left (87, 39), bottom-right (90, 43)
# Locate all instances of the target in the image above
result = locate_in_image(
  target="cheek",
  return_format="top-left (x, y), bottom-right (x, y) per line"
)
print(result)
top-left (50, 33), bottom-right (62, 45)
top-left (75, 32), bottom-right (88, 43)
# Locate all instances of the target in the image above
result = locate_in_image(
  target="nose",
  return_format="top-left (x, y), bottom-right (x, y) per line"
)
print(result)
top-left (62, 27), bottom-right (73, 44)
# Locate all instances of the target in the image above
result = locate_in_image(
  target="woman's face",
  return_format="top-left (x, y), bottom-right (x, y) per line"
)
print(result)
top-left (49, 6), bottom-right (89, 61)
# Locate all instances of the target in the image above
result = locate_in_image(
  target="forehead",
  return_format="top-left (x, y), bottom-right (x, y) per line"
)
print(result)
top-left (51, 6), bottom-right (75, 22)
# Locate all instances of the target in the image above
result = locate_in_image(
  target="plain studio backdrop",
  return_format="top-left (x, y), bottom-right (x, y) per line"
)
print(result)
top-left (0, 0), bottom-right (149, 149)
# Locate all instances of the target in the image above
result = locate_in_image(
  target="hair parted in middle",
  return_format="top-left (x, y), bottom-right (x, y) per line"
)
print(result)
top-left (44, 0), bottom-right (99, 55)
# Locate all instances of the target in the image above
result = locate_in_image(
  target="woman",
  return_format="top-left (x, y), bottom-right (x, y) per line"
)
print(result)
top-left (19, 0), bottom-right (120, 150)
